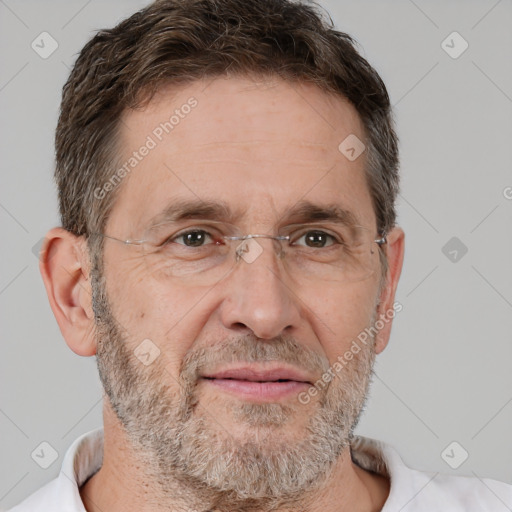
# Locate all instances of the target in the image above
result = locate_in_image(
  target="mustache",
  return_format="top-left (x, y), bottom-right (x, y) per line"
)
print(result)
top-left (180, 333), bottom-right (330, 383)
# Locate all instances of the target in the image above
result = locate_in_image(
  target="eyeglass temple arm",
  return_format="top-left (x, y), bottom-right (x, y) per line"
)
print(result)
top-left (375, 233), bottom-right (387, 245)
top-left (90, 232), bottom-right (146, 245)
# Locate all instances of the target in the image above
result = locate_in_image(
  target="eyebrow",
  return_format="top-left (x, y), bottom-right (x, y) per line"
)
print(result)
top-left (145, 198), bottom-right (361, 231)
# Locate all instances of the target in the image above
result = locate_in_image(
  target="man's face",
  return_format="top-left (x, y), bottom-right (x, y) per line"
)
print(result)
top-left (92, 76), bottom-right (384, 501)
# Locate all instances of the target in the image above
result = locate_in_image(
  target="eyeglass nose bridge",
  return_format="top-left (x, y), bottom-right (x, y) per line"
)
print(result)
top-left (224, 234), bottom-right (290, 263)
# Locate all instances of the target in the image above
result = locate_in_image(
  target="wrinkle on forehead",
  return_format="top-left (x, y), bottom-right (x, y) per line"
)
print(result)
top-left (163, 139), bottom-right (333, 163)
top-left (180, 139), bottom-right (330, 149)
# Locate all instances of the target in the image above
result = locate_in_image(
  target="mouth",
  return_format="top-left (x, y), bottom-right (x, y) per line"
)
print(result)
top-left (200, 366), bottom-right (314, 401)
top-left (203, 377), bottom-right (301, 382)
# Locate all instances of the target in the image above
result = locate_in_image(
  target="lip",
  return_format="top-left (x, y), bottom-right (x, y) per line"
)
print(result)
top-left (201, 365), bottom-right (313, 384)
top-left (200, 365), bottom-right (314, 401)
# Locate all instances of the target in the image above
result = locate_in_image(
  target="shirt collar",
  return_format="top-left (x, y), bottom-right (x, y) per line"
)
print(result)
top-left (56, 427), bottom-right (104, 511)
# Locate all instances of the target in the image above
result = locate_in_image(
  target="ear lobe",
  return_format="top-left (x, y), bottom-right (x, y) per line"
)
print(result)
top-left (374, 226), bottom-right (405, 354)
top-left (39, 227), bottom-right (97, 356)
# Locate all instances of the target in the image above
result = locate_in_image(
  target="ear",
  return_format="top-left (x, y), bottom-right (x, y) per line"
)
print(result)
top-left (39, 227), bottom-right (97, 356)
top-left (374, 226), bottom-right (405, 354)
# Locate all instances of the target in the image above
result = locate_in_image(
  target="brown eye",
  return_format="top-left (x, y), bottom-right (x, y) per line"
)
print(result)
top-left (292, 230), bottom-right (337, 248)
top-left (172, 230), bottom-right (214, 247)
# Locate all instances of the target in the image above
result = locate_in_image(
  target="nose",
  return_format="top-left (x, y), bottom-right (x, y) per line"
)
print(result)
top-left (218, 237), bottom-right (302, 340)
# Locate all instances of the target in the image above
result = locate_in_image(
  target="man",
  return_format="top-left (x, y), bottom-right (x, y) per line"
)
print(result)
top-left (9, 0), bottom-right (511, 511)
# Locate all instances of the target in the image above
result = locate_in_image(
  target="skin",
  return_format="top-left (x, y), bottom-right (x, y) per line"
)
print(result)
top-left (40, 75), bottom-right (404, 512)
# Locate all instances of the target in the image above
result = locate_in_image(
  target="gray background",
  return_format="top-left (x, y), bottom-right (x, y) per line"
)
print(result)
top-left (1, 0), bottom-right (511, 509)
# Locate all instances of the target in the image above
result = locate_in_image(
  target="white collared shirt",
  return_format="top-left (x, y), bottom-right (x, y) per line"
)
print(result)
top-left (8, 428), bottom-right (512, 511)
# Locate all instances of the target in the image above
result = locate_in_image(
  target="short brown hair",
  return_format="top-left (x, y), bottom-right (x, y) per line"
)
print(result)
top-left (55, 0), bottom-right (399, 251)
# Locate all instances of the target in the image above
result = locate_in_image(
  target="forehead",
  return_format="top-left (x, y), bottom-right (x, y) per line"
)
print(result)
top-left (107, 76), bottom-right (376, 234)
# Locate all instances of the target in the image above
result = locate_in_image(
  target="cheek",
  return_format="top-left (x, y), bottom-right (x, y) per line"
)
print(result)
top-left (312, 281), bottom-right (378, 361)
top-left (105, 262), bottom-right (209, 372)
